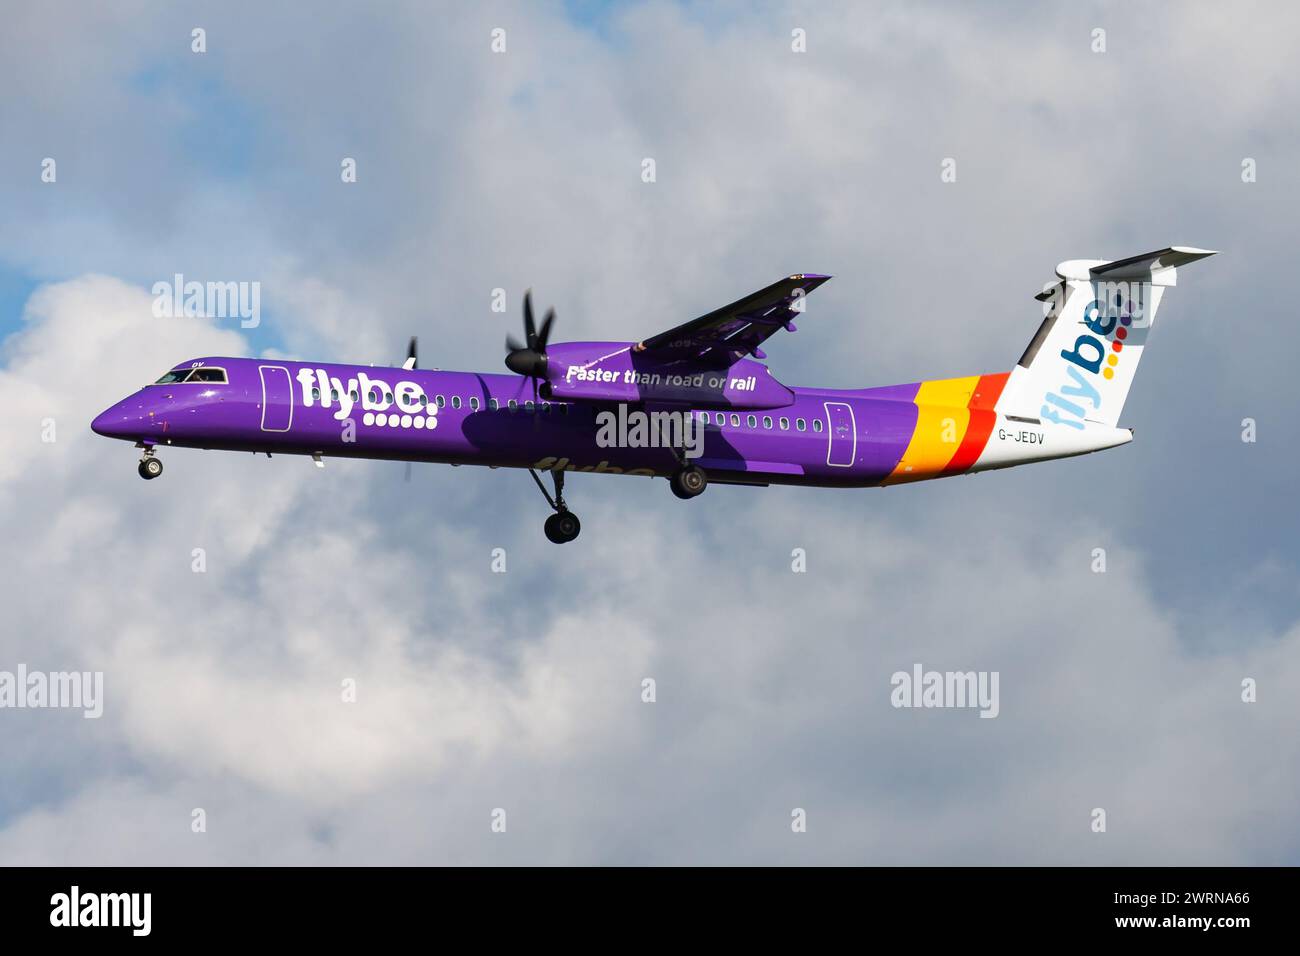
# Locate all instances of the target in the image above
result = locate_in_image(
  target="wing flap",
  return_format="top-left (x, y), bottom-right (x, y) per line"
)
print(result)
top-left (636, 274), bottom-right (832, 364)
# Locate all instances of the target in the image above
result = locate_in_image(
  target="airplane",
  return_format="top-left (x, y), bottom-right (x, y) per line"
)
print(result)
top-left (92, 246), bottom-right (1216, 543)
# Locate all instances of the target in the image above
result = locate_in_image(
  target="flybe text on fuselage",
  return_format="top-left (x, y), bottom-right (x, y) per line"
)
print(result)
top-left (293, 367), bottom-right (438, 427)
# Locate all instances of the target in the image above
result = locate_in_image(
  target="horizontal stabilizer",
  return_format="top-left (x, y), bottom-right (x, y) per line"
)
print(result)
top-left (1088, 246), bottom-right (1218, 280)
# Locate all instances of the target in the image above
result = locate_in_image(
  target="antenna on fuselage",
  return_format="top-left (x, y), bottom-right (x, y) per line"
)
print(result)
top-left (397, 336), bottom-right (419, 481)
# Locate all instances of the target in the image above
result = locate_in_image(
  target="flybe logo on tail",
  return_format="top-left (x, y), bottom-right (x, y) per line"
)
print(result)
top-left (1041, 289), bottom-right (1140, 430)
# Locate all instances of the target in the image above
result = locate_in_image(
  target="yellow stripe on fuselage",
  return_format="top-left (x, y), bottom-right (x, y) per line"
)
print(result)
top-left (884, 376), bottom-right (980, 484)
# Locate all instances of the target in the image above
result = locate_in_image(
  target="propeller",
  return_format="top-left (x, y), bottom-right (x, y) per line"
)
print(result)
top-left (505, 290), bottom-right (555, 399)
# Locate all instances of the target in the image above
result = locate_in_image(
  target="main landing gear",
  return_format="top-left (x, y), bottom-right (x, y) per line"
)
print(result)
top-left (529, 468), bottom-right (581, 543)
top-left (670, 464), bottom-right (708, 500)
top-left (137, 448), bottom-right (163, 480)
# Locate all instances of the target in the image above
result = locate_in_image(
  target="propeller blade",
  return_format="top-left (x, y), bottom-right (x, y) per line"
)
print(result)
top-left (523, 290), bottom-right (537, 350)
top-left (406, 336), bottom-right (418, 370)
top-left (404, 461), bottom-right (412, 482)
top-left (506, 333), bottom-right (524, 353)
top-left (536, 308), bottom-right (555, 351)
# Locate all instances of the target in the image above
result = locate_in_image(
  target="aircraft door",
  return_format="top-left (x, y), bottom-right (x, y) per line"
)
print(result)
top-left (824, 401), bottom-right (856, 467)
top-left (259, 365), bottom-right (294, 432)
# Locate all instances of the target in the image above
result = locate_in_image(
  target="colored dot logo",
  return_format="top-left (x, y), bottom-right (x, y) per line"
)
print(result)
top-left (1102, 297), bottom-right (1134, 381)
top-left (362, 408), bottom-right (437, 430)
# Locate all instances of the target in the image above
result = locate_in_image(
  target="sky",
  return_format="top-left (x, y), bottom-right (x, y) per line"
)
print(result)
top-left (0, 0), bottom-right (1297, 864)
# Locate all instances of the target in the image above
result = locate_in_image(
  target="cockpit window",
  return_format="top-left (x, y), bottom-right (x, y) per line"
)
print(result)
top-left (154, 366), bottom-right (228, 385)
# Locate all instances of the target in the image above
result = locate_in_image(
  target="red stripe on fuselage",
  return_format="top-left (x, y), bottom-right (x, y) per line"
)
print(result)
top-left (943, 372), bottom-right (1009, 473)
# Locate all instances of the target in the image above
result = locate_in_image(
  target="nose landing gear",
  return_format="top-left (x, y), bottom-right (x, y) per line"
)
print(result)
top-left (137, 448), bottom-right (163, 480)
top-left (529, 468), bottom-right (581, 543)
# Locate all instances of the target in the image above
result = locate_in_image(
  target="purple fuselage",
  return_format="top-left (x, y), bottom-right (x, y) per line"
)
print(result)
top-left (92, 354), bottom-right (936, 487)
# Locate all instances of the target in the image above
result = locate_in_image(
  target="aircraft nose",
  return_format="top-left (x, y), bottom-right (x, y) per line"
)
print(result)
top-left (91, 402), bottom-right (136, 439)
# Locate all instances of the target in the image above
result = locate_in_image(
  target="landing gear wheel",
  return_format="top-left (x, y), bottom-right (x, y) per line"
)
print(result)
top-left (544, 511), bottom-right (581, 543)
top-left (671, 465), bottom-right (707, 499)
top-left (138, 457), bottom-right (163, 480)
top-left (530, 467), bottom-right (582, 542)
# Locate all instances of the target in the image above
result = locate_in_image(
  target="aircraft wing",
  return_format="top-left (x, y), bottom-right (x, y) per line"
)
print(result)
top-left (634, 274), bottom-right (832, 364)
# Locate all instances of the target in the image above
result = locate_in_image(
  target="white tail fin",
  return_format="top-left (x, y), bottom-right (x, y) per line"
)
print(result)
top-left (996, 247), bottom-right (1217, 428)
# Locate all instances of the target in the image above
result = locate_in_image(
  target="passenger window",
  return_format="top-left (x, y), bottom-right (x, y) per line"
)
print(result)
top-left (796, 418), bottom-right (806, 431)
top-left (311, 387), bottom-right (320, 400)
top-left (508, 400), bottom-right (518, 411)
top-left (525, 400), bottom-right (535, 412)
top-left (419, 395), bottom-right (428, 406)
top-left (470, 397), bottom-right (480, 411)
top-left (779, 417), bottom-right (789, 430)
top-left (330, 389), bottom-right (339, 401)
top-left (370, 389), bottom-right (381, 404)
top-left (489, 398), bottom-right (499, 410)
top-left (730, 413), bottom-right (740, 427)
top-left (715, 412), bottom-right (724, 426)
top-left (385, 392), bottom-right (393, 403)
top-left (452, 396), bottom-right (462, 409)
top-left (350, 390), bottom-right (358, 402)
top-left (747, 415), bottom-right (757, 428)
top-left (813, 419), bottom-right (824, 433)
top-left (763, 416), bottom-right (773, 429)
